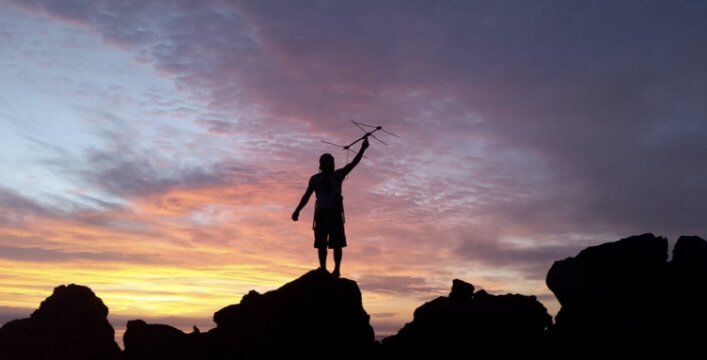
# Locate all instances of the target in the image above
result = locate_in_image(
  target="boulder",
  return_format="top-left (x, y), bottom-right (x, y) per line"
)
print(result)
top-left (546, 233), bottom-right (707, 355)
top-left (668, 235), bottom-right (707, 349)
top-left (212, 268), bottom-right (374, 358)
top-left (0, 284), bottom-right (121, 360)
top-left (123, 319), bottom-right (205, 360)
top-left (382, 279), bottom-right (551, 357)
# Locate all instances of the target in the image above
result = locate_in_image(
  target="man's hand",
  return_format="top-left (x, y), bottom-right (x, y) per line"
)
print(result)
top-left (291, 211), bottom-right (299, 222)
top-left (362, 136), bottom-right (370, 150)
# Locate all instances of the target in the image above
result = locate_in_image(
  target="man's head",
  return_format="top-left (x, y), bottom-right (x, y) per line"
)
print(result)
top-left (319, 153), bottom-right (335, 172)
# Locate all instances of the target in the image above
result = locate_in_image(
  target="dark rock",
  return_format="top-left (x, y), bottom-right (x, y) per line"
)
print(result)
top-left (668, 235), bottom-right (707, 349)
top-left (448, 279), bottom-right (474, 300)
top-left (546, 233), bottom-right (707, 355)
top-left (0, 284), bottom-right (121, 360)
top-left (672, 235), bottom-right (707, 271)
top-left (123, 319), bottom-right (205, 360)
top-left (381, 280), bottom-right (551, 356)
top-left (546, 233), bottom-right (669, 353)
top-left (547, 233), bottom-right (668, 308)
top-left (122, 269), bottom-right (375, 359)
top-left (210, 268), bottom-right (375, 359)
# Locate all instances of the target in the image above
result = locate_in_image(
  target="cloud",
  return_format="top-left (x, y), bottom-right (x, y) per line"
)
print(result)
top-left (358, 275), bottom-right (444, 298)
top-left (0, 306), bottom-right (33, 326)
top-left (0, 245), bottom-right (157, 264)
top-left (76, 148), bottom-right (231, 198)
top-left (0, 186), bottom-right (54, 219)
top-left (194, 119), bottom-right (240, 136)
top-left (456, 238), bottom-right (585, 281)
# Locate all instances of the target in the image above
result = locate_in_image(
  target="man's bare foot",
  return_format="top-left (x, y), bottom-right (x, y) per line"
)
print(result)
top-left (332, 269), bottom-right (340, 278)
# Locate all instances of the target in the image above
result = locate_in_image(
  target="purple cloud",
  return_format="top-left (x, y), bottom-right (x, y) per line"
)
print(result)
top-left (0, 306), bottom-right (32, 327)
top-left (358, 275), bottom-right (444, 298)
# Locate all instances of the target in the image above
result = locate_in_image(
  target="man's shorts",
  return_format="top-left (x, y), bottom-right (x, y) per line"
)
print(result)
top-left (313, 209), bottom-right (347, 249)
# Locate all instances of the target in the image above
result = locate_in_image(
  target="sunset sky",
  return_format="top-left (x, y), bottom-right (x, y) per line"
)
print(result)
top-left (1, 0), bottom-right (706, 340)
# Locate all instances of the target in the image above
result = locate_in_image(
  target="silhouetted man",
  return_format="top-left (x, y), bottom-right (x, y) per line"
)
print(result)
top-left (292, 136), bottom-right (369, 277)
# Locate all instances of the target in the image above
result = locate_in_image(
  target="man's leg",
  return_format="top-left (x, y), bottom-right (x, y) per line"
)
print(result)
top-left (318, 247), bottom-right (327, 270)
top-left (332, 247), bottom-right (342, 278)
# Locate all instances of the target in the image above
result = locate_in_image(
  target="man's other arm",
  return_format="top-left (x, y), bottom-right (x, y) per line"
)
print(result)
top-left (292, 183), bottom-right (314, 221)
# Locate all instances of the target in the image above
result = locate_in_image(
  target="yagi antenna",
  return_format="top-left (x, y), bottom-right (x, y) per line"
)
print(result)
top-left (320, 120), bottom-right (399, 163)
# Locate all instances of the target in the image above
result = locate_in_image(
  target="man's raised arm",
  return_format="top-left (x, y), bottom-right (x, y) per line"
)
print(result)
top-left (341, 136), bottom-right (370, 176)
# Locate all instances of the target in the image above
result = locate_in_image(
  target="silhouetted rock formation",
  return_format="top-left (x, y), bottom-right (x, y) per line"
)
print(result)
top-left (668, 235), bottom-right (707, 352)
top-left (381, 279), bottom-right (551, 357)
top-left (0, 284), bottom-right (120, 360)
top-left (210, 268), bottom-right (375, 359)
top-left (449, 278), bottom-right (475, 300)
top-left (122, 268), bottom-right (375, 359)
top-left (122, 320), bottom-right (205, 360)
top-left (546, 233), bottom-right (707, 355)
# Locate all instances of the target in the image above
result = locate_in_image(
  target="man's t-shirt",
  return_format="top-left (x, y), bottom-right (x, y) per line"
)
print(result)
top-left (309, 169), bottom-right (347, 212)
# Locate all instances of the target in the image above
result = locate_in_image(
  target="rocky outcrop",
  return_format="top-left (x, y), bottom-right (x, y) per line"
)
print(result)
top-left (121, 320), bottom-right (206, 360)
top-left (0, 284), bottom-right (121, 360)
top-left (546, 233), bottom-right (707, 354)
top-left (381, 279), bottom-right (552, 357)
top-left (209, 268), bottom-right (375, 359)
top-left (668, 235), bottom-right (707, 350)
top-left (123, 268), bottom-right (375, 359)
